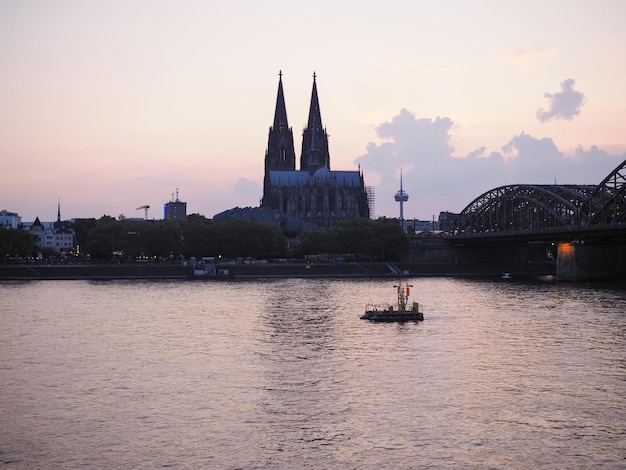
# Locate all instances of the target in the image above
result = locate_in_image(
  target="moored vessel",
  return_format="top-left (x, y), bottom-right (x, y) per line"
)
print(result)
top-left (361, 281), bottom-right (424, 322)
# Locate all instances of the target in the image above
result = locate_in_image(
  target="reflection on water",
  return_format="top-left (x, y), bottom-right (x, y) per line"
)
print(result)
top-left (1, 278), bottom-right (625, 468)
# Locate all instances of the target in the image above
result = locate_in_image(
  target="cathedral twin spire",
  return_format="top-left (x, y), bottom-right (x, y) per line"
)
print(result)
top-left (300, 72), bottom-right (330, 173)
top-left (265, 70), bottom-right (296, 171)
top-left (265, 71), bottom-right (331, 174)
top-left (272, 71), bottom-right (290, 132)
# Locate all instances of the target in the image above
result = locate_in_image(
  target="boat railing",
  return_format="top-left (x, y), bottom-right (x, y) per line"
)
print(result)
top-left (365, 302), bottom-right (394, 312)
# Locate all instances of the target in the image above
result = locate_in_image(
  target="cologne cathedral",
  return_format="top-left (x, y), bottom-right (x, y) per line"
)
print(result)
top-left (261, 72), bottom-right (370, 227)
top-left (214, 72), bottom-right (371, 234)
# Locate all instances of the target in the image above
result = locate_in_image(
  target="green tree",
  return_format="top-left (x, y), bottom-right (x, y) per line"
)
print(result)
top-left (73, 218), bottom-right (97, 249)
top-left (212, 219), bottom-right (287, 259)
top-left (180, 215), bottom-right (215, 258)
top-left (253, 222), bottom-right (289, 257)
top-left (298, 228), bottom-right (341, 260)
top-left (143, 221), bottom-right (183, 259)
top-left (333, 218), bottom-right (375, 260)
top-left (0, 228), bottom-right (36, 260)
top-left (297, 230), bottom-right (325, 257)
top-left (297, 217), bottom-right (408, 261)
top-left (81, 215), bottom-right (289, 262)
top-left (84, 216), bottom-right (123, 259)
top-left (371, 217), bottom-right (409, 260)
top-left (118, 220), bottom-right (145, 259)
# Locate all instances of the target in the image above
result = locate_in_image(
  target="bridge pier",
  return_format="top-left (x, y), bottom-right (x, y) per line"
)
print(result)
top-left (557, 242), bottom-right (626, 281)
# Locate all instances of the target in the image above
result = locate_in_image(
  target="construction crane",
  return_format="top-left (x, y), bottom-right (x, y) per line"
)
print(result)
top-left (136, 205), bottom-right (150, 220)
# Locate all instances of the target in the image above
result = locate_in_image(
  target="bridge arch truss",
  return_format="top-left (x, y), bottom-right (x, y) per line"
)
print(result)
top-left (454, 158), bottom-right (626, 236)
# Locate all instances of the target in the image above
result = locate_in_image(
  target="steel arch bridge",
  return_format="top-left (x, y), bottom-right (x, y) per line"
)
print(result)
top-left (454, 158), bottom-right (626, 236)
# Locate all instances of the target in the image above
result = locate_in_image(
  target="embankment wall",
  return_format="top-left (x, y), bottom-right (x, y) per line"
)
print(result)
top-left (0, 264), bottom-right (193, 280)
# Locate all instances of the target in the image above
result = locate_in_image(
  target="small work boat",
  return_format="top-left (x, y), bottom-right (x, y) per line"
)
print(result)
top-left (361, 281), bottom-right (424, 322)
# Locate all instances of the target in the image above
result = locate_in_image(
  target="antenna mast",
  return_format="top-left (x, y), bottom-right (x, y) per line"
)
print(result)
top-left (394, 169), bottom-right (409, 228)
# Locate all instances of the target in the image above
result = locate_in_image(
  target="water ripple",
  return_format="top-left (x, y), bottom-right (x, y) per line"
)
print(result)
top-left (1, 278), bottom-right (625, 468)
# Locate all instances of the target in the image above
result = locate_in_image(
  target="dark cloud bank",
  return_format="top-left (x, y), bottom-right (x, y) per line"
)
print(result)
top-left (354, 79), bottom-right (623, 217)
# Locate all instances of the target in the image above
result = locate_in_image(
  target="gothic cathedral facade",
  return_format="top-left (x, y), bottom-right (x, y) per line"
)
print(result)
top-left (261, 72), bottom-right (370, 227)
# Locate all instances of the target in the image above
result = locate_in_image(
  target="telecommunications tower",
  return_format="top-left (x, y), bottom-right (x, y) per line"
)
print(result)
top-left (394, 169), bottom-right (409, 226)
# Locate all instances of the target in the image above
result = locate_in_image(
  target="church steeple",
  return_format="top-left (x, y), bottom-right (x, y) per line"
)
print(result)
top-left (300, 72), bottom-right (330, 173)
top-left (272, 71), bottom-right (289, 132)
top-left (262, 71), bottom-right (297, 207)
top-left (53, 198), bottom-right (62, 229)
top-left (264, 70), bottom-right (296, 172)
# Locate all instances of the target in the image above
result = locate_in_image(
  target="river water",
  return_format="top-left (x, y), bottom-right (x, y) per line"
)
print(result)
top-left (1, 277), bottom-right (625, 469)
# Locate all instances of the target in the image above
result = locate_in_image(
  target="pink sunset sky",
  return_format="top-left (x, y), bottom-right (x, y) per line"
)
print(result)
top-left (1, 0), bottom-right (625, 222)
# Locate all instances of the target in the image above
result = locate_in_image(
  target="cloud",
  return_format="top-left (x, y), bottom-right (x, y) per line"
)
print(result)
top-left (502, 133), bottom-right (561, 159)
top-left (500, 132), bottom-right (564, 183)
top-left (466, 147), bottom-right (486, 159)
top-left (355, 109), bottom-right (455, 187)
top-left (354, 109), bottom-right (503, 217)
top-left (233, 177), bottom-right (261, 201)
top-left (569, 145), bottom-right (626, 182)
top-left (537, 78), bottom-right (585, 122)
top-left (354, 109), bottom-right (624, 218)
top-left (376, 109), bottom-right (455, 160)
